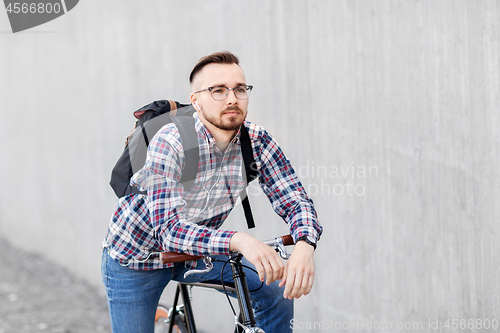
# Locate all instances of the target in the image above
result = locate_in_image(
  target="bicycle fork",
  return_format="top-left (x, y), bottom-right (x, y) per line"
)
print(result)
top-left (230, 252), bottom-right (256, 329)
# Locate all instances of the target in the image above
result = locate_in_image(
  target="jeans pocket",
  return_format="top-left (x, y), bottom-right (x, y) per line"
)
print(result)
top-left (101, 249), bottom-right (112, 300)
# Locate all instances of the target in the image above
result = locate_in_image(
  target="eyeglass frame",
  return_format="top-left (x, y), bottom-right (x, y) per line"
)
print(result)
top-left (193, 85), bottom-right (254, 101)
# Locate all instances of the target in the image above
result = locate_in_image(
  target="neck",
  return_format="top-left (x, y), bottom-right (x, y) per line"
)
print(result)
top-left (213, 129), bottom-right (237, 151)
top-left (202, 120), bottom-right (238, 151)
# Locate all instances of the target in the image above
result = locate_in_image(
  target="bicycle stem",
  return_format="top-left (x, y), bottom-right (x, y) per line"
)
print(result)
top-left (182, 236), bottom-right (292, 279)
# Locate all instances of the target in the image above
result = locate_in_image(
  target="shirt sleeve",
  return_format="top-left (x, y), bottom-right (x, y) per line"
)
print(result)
top-left (130, 125), bottom-right (235, 257)
top-left (256, 128), bottom-right (323, 244)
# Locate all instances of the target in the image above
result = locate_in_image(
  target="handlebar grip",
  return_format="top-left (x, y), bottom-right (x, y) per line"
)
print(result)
top-left (159, 235), bottom-right (295, 264)
top-left (280, 234), bottom-right (295, 246)
top-left (160, 252), bottom-right (203, 264)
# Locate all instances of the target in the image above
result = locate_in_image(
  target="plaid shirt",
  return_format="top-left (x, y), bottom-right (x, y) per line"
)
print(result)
top-left (103, 113), bottom-right (322, 270)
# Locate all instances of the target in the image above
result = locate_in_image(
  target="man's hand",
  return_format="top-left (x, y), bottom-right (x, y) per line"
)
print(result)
top-left (279, 240), bottom-right (315, 299)
top-left (229, 232), bottom-right (284, 285)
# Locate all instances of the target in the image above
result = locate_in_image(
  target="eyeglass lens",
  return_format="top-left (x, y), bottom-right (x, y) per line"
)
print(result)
top-left (211, 86), bottom-right (251, 101)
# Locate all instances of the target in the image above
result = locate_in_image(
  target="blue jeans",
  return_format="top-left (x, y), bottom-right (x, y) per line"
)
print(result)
top-left (101, 250), bottom-right (293, 333)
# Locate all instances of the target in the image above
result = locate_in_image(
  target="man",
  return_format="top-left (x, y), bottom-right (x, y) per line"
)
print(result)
top-left (102, 51), bottom-right (323, 333)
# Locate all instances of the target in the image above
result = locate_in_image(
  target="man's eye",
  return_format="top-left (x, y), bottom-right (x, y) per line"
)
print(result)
top-left (235, 87), bottom-right (246, 93)
top-left (212, 88), bottom-right (226, 94)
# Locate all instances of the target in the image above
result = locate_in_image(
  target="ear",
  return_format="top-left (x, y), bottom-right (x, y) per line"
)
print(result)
top-left (190, 93), bottom-right (200, 111)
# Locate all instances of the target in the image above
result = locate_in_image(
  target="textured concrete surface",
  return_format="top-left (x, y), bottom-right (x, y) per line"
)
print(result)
top-left (1, 1), bottom-right (499, 332)
top-left (0, 237), bottom-right (111, 333)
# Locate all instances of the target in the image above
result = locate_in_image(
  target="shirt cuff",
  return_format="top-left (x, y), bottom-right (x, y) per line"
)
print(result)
top-left (209, 230), bottom-right (236, 255)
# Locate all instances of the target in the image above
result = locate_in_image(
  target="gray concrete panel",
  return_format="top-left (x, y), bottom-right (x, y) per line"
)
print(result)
top-left (1, 0), bottom-right (499, 331)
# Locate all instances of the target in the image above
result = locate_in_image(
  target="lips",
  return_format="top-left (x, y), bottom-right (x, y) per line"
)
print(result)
top-left (223, 111), bottom-right (240, 116)
top-left (222, 107), bottom-right (242, 116)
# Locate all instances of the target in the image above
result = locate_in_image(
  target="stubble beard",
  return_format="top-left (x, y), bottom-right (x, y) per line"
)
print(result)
top-left (203, 106), bottom-right (246, 131)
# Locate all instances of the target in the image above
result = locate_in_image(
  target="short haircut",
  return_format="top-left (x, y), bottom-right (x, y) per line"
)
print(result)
top-left (189, 51), bottom-right (240, 85)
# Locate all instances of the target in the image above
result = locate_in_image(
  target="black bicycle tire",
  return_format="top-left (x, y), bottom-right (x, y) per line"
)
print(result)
top-left (155, 305), bottom-right (189, 333)
top-left (173, 314), bottom-right (188, 333)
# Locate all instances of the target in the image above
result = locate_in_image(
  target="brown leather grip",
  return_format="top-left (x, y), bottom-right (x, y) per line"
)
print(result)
top-left (160, 252), bottom-right (203, 265)
top-left (159, 235), bottom-right (295, 264)
top-left (281, 234), bottom-right (295, 246)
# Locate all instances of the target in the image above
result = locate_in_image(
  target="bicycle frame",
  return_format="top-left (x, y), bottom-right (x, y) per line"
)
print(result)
top-left (169, 283), bottom-right (196, 333)
top-left (157, 235), bottom-right (294, 333)
top-left (166, 252), bottom-right (252, 333)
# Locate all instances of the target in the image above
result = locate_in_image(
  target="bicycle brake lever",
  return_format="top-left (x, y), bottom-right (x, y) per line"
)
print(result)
top-left (183, 256), bottom-right (213, 278)
top-left (275, 237), bottom-right (291, 260)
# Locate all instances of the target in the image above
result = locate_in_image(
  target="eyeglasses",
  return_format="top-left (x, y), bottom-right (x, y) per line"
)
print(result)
top-left (193, 85), bottom-right (253, 101)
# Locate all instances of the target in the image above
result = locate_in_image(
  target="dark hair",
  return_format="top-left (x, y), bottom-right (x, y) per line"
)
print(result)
top-left (189, 51), bottom-right (240, 84)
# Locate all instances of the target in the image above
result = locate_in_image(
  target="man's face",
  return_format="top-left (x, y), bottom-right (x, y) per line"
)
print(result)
top-left (191, 63), bottom-right (249, 133)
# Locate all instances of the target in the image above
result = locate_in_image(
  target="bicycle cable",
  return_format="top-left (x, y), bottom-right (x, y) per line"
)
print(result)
top-left (216, 258), bottom-right (264, 317)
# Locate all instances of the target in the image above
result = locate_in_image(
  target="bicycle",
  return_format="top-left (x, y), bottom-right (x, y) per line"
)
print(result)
top-left (154, 235), bottom-right (295, 333)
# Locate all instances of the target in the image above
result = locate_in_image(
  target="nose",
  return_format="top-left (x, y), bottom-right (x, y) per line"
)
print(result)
top-left (226, 88), bottom-right (238, 104)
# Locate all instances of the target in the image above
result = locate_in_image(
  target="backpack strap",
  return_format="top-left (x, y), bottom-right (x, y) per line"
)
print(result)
top-left (239, 124), bottom-right (258, 229)
top-left (172, 115), bottom-right (199, 190)
top-left (240, 189), bottom-right (255, 229)
top-left (240, 125), bottom-right (258, 183)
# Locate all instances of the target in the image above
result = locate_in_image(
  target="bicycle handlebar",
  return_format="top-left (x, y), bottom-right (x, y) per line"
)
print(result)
top-left (266, 234), bottom-right (294, 246)
top-left (160, 235), bottom-right (295, 265)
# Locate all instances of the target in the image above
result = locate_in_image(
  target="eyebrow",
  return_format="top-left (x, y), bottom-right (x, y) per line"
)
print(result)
top-left (210, 82), bottom-right (247, 88)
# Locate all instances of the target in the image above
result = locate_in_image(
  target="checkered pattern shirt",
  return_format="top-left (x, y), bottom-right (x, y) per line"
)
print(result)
top-left (103, 113), bottom-right (322, 270)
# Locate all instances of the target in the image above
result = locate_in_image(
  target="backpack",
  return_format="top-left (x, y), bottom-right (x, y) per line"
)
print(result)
top-left (109, 99), bottom-right (257, 228)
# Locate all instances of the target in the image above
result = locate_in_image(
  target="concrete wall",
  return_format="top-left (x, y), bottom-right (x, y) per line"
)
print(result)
top-left (1, 0), bottom-right (499, 331)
